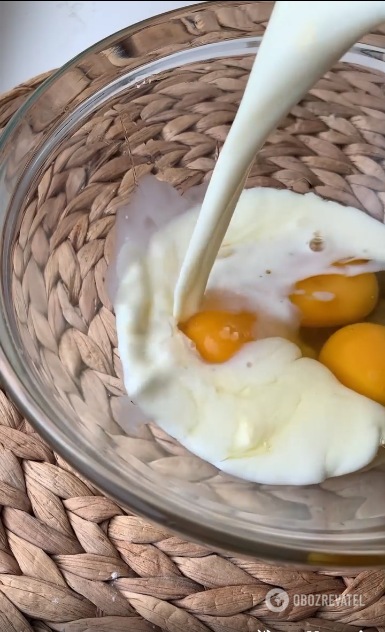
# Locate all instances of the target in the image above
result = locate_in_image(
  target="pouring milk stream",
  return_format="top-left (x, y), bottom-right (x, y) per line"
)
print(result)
top-left (115, 0), bottom-right (385, 484)
top-left (174, 0), bottom-right (385, 321)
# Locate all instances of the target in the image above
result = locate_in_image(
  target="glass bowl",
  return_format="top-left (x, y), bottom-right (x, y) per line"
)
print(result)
top-left (2, 0), bottom-right (385, 568)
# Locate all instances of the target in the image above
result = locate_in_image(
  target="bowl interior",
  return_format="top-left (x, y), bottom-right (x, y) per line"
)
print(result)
top-left (2, 1), bottom-right (385, 564)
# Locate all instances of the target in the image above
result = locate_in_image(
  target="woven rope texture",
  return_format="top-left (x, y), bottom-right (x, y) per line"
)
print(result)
top-left (2, 3), bottom-right (385, 630)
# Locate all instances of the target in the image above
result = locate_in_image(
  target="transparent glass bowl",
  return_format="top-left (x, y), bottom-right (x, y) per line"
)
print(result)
top-left (2, 1), bottom-right (385, 567)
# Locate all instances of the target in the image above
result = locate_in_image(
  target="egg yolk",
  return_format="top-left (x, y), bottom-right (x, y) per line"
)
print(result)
top-left (180, 311), bottom-right (256, 363)
top-left (319, 322), bottom-right (385, 406)
top-left (290, 267), bottom-right (378, 328)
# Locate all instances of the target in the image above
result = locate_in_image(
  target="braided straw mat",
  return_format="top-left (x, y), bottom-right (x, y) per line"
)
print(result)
top-left (4, 5), bottom-right (385, 631)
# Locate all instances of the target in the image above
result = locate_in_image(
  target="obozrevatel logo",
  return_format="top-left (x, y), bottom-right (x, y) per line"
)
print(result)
top-left (265, 588), bottom-right (290, 612)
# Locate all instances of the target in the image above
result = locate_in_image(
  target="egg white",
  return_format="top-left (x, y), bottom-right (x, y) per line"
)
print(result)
top-left (115, 177), bottom-right (385, 485)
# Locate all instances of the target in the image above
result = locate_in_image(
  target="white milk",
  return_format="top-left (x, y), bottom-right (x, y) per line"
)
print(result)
top-left (174, 0), bottom-right (385, 322)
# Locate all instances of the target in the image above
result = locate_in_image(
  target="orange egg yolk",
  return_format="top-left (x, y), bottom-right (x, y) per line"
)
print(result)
top-left (180, 311), bottom-right (256, 363)
top-left (290, 261), bottom-right (378, 328)
top-left (319, 322), bottom-right (385, 406)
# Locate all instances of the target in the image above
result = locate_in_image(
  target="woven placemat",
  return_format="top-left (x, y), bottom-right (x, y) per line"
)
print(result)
top-left (3, 12), bottom-right (385, 631)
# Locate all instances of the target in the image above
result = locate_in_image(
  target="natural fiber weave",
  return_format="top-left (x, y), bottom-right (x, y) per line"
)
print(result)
top-left (3, 4), bottom-right (385, 628)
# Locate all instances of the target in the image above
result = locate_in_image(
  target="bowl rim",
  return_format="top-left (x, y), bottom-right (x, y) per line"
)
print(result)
top-left (2, 0), bottom-right (385, 568)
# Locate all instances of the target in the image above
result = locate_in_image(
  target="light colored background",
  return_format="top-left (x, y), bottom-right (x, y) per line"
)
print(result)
top-left (0, 1), bottom-right (202, 93)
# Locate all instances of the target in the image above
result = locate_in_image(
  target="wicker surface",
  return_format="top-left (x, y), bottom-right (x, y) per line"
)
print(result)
top-left (3, 8), bottom-right (385, 630)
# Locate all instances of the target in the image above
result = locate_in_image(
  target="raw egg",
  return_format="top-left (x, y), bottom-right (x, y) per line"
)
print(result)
top-left (290, 269), bottom-right (378, 328)
top-left (115, 181), bottom-right (385, 485)
top-left (320, 322), bottom-right (385, 406)
top-left (180, 310), bottom-right (256, 363)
